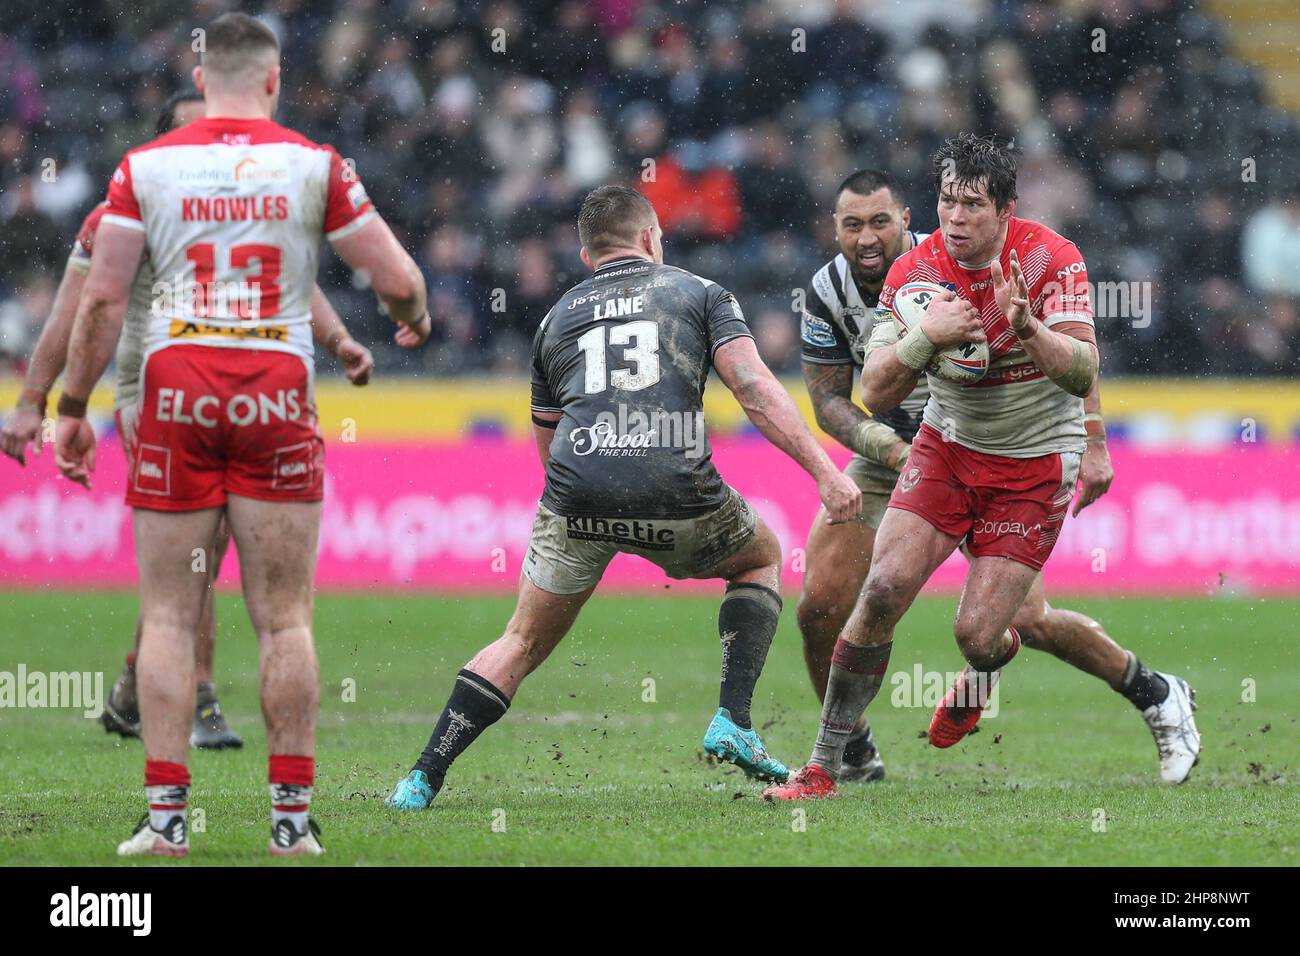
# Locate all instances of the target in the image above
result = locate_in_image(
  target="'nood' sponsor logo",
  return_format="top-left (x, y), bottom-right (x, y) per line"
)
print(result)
top-left (565, 516), bottom-right (676, 551)
top-left (569, 407), bottom-right (706, 459)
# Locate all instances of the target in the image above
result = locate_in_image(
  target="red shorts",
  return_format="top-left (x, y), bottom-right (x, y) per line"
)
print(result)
top-left (125, 344), bottom-right (324, 512)
top-left (888, 423), bottom-right (1081, 570)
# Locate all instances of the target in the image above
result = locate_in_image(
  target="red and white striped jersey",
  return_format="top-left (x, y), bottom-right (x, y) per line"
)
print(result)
top-left (102, 116), bottom-right (375, 363)
top-left (876, 217), bottom-right (1097, 458)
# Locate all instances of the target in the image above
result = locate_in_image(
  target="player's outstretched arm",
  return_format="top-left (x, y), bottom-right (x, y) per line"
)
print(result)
top-left (0, 260), bottom-right (87, 465)
top-left (715, 337), bottom-right (861, 523)
top-left (309, 285), bottom-right (373, 386)
top-left (803, 360), bottom-right (909, 471)
top-left (993, 250), bottom-right (1097, 398)
top-left (329, 218), bottom-right (430, 340)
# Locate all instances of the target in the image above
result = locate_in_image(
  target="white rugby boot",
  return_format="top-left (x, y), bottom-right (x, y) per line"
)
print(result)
top-left (1142, 673), bottom-right (1201, 784)
top-left (117, 815), bottom-right (189, 858)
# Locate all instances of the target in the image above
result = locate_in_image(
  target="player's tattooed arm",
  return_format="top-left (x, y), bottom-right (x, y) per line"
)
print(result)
top-left (803, 361), bottom-right (908, 470)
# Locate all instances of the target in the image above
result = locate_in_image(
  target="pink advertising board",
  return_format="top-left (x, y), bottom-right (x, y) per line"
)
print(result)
top-left (1, 437), bottom-right (1296, 594)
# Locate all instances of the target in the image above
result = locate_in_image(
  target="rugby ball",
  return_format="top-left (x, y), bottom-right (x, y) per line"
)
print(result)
top-left (890, 281), bottom-right (989, 384)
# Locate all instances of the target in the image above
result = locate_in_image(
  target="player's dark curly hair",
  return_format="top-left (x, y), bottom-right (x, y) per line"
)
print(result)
top-left (932, 133), bottom-right (1018, 211)
top-left (156, 89), bottom-right (204, 136)
top-left (834, 169), bottom-right (906, 209)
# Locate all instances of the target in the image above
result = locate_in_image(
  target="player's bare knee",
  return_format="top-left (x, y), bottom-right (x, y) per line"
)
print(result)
top-left (256, 621), bottom-right (314, 655)
top-left (953, 621), bottom-right (1005, 670)
top-left (861, 574), bottom-right (909, 629)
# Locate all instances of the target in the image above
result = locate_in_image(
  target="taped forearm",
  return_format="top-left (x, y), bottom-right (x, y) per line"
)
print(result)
top-left (894, 322), bottom-right (936, 370)
top-left (852, 419), bottom-right (910, 471)
top-left (1049, 337), bottom-right (1098, 398)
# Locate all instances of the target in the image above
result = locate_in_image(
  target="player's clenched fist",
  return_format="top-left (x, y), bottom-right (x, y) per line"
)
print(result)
top-left (54, 416), bottom-right (97, 490)
top-left (819, 469), bottom-right (863, 524)
top-left (920, 291), bottom-right (985, 348)
top-left (335, 338), bottom-right (374, 386)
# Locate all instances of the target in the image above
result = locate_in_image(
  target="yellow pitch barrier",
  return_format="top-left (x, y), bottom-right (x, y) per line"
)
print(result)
top-left (2, 377), bottom-right (1297, 443)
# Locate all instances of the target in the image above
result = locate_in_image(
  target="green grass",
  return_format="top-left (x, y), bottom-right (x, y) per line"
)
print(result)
top-left (0, 590), bottom-right (1295, 866)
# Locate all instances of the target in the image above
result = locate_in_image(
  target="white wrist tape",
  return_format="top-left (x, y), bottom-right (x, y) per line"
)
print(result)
top-left (852, 419), bottom-right (908, 468)
top-left (895, 322), bottom-right (937, 371)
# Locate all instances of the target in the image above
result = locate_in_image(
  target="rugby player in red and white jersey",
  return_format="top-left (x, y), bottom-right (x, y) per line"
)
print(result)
top-left (52, 14), bottom-right (430, 857)
top-left (0, 89), bottom-right (394, 752)
top-left (767, 134), bottom-right (1200, 800)
top-left (794, 169), bottom-right (1200, 786)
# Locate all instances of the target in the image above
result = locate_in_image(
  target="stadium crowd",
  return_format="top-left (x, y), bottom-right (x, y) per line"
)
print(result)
top-left (1, 0), bottom-right (1298, 377)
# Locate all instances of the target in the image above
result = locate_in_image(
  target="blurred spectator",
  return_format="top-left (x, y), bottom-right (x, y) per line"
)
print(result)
top-left (0, 176), bottom-right (64, 281)
top-left (639, 143), bottom-right (742, 242)
top-left (738, 122), bottom-right (813, 238)
top-left (0, 271), bottom-right (55, 372)
top-left (751, 307), bottom-right (800, 373)
top-left (0, 0), bottom-right (1292, 379)
top-left (1242, 187), bottom-right (1300, 299)
top-left (0, 34), bottom-right (45, 127)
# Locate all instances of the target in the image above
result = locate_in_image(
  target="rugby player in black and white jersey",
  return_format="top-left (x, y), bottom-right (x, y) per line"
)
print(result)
top-left (793, 169), bottom-right (1198, 785)
top-left (385, 185), bottom-right (861, 809)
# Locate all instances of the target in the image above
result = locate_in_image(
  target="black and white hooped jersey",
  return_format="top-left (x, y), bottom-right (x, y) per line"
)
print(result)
top-left (799, 232), bottom-right (928, 443)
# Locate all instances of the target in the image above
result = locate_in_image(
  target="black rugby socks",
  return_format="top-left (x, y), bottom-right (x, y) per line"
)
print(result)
top-left (717, 583), bottom-right (783, 730)
top-left (414, 669), bottom-right (510, 781)
top-left (1119, 653), bottom-right (1170, 711)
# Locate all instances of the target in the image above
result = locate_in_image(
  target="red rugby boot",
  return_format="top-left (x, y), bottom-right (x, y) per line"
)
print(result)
top-left (929, 629), bottom-right (1021, 748)
top-left (762, 764), bottom-right (839, 801)
top-left (928, 668), bottom-right (992, 748)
